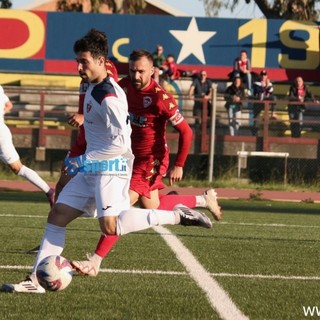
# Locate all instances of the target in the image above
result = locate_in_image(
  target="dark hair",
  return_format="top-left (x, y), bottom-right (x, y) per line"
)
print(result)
top-left (129, 49), bottom-right (153, 64)
top-left (73, 28), bottom-right (108, 59)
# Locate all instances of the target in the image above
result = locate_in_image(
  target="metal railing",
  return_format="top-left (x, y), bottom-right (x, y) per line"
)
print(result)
top-left (4, 85), bottom-right (320, 183)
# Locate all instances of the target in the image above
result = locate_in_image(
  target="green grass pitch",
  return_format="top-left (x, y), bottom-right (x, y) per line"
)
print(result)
top-left (0, 191), bottom-right (319, 320)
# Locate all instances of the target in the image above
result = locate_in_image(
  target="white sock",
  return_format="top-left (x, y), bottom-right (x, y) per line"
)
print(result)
top-left (31, 223), bottom-right (66, 275)
top-left (195, 195), bottom-right (206, 207)
top-left (117, 208), bottom-right (177, 235)
top-left (18, 165), bottom-right (50, 193)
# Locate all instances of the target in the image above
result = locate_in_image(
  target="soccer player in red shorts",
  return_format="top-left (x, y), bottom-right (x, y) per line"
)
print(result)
top-left (71, 50), bottom-right (222, 276)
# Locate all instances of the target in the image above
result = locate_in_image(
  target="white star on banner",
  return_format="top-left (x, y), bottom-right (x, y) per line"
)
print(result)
top-left (169, 17), bottom-right (216, 64)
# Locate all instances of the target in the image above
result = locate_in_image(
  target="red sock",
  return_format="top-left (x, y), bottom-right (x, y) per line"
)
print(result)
top-left (95, 234), bottom-right (119, 258)
top-left (158, 195), bottom-right (196, 210)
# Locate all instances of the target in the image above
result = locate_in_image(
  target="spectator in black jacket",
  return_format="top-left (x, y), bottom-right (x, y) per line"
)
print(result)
top-left (288, 76), bottom-right (317, 138)
top-left (251, 70), bottom-right (276, 136)
top-left (188, 70), bottom-right (212, 125)
top-left (224, 74), bottom-right (246, 136)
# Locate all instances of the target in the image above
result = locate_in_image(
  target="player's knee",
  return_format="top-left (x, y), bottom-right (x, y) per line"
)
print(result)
top-left (47, 203), bottom-right (72, 227)
top-left (141, 199), bottom-right (160, 209)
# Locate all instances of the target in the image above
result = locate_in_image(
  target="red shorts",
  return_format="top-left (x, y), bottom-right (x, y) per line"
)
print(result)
top-left (130, 152), bottom-right (169, 198)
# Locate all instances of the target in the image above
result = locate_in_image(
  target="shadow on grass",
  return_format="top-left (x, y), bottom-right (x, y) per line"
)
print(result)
top-left (0, 191), bottom-right (45, 202)
top-left (220, 199), bottom-right (320, 215)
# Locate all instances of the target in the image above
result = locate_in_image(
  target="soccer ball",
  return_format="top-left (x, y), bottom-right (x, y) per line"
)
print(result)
top-left (36, 255), bottom-right (73, 291)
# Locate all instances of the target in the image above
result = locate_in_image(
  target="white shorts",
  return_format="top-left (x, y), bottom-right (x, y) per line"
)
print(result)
top-left (56, 158), bottom-right (133, 218)
top-left (0, 124), bottom-right (20, 164)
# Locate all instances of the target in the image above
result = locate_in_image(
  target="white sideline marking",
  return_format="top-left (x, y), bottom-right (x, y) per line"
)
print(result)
top-left (1, 265), bottom-right (319, 281)
top-left (221, 222), bottom-right (320, 228)
top-left (0, 214), bottom-right (47, 218)
top-left (153, 226), bottom-right (248, 320)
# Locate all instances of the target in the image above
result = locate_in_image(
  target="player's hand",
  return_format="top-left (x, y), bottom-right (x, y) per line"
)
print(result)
top-left (68, 113), bottom-right (84, 127)
top-left (168, 166), bottom-right (183, 186)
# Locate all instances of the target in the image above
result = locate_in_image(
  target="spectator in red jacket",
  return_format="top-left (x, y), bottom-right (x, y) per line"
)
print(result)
top-left (163, 54), bottom-right (180, 81)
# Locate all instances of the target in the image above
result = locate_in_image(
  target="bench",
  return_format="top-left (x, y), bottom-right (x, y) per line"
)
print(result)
top-left (237, 151), bottom-right (289, 185)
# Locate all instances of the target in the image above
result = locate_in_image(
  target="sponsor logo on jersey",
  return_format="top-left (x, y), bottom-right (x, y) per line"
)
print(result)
top-left (129, 113), bottom-right (147, 127)
top-left (168, 102), bottom-right (176, 110)
top-left (65, 155), bottom-right (129, 176)
top-left (86, 101), bottom-right (93, 113)
top-left (143, 96), bottom-right (152, 108)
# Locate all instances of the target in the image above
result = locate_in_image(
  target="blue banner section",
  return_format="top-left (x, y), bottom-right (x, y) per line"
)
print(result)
top-left (0, 59), bottom-right (44, 72)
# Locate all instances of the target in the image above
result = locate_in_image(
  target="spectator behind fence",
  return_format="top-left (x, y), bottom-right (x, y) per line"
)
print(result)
top-left (162, 54), bottom-right (180, 81)
top-left (188, 70), bottom-right (212, 124)
top-left (288, 76), bottom-right (317, 138)
top-left (251, 70), bottom-right (277, 136)
top-left (224, 74), bottom-right (245, 136)
top-left (233, 50), bottom-right (252, 94)
top-left (152, 44), bottom-right (165, 83)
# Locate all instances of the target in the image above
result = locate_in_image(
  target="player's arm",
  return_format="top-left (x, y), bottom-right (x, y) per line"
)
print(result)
top-left (168, 112), bottom-right (193, 185)
top-left (188, 84), bottom-right (195, 99)
top-left (206, 84), bottom-right (213, 100)
top-left (68, 113), bottom-right (84, 127)
top-left (4, 100), bottom-right (13, 114)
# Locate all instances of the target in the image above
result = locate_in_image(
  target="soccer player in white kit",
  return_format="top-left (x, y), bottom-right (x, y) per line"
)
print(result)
top-left (2, 29), bottom-right (212, 293)
top-left (0, 85), bottom-right (54, 206)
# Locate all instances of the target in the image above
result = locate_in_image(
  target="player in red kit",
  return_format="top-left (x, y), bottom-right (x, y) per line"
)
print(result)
top-left (120, 50), bottom-right (220, 214)
top-left (71, 49), bottom-right (221, 276)
top-left (119, 65), bottom-right (189, 206)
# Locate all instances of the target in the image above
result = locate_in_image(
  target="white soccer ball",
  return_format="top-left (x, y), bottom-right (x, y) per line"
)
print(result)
top-left (36, 255), bottom-right (73, 291)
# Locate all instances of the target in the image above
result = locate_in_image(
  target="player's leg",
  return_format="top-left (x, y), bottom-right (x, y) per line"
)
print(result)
top-left (2, 173), bottom-right (95, 293)
top-left (54, 171), bottom-right (73, 203)
top-left (72, 187), bottom-right (160, 276)
top-left (72, 204), bottom-right (213, 277)
top-left (2, 203), bottom-right (84, 293)
top-left (26, 162), bottom-right (74, 254)
top-left (139, 189), bottom-right (160, 208)
top-left (158, 189), bottom-right (222, 221)
top-left (72, 165), bottom-right (150, 275)
top-left (0, 131), bottom-right (54, 207)
top-left (71, 173), bottom-right (212, 277)
top-left (75, 168), bottom-right (221, 276)
top-left (131, 158), bottom-right (222, 220)
top-left (129, 188), bottom-right (140, 206)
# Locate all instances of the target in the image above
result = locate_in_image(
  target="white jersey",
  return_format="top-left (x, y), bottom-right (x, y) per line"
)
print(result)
top-left (0, 85), bottom-right (20, 164)
top-left (83, 77), bottom-right (132, 161)
top-left (57, 77), bottom-right (133, 217)
top-left (0, 85), bottom-right (9, 125)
